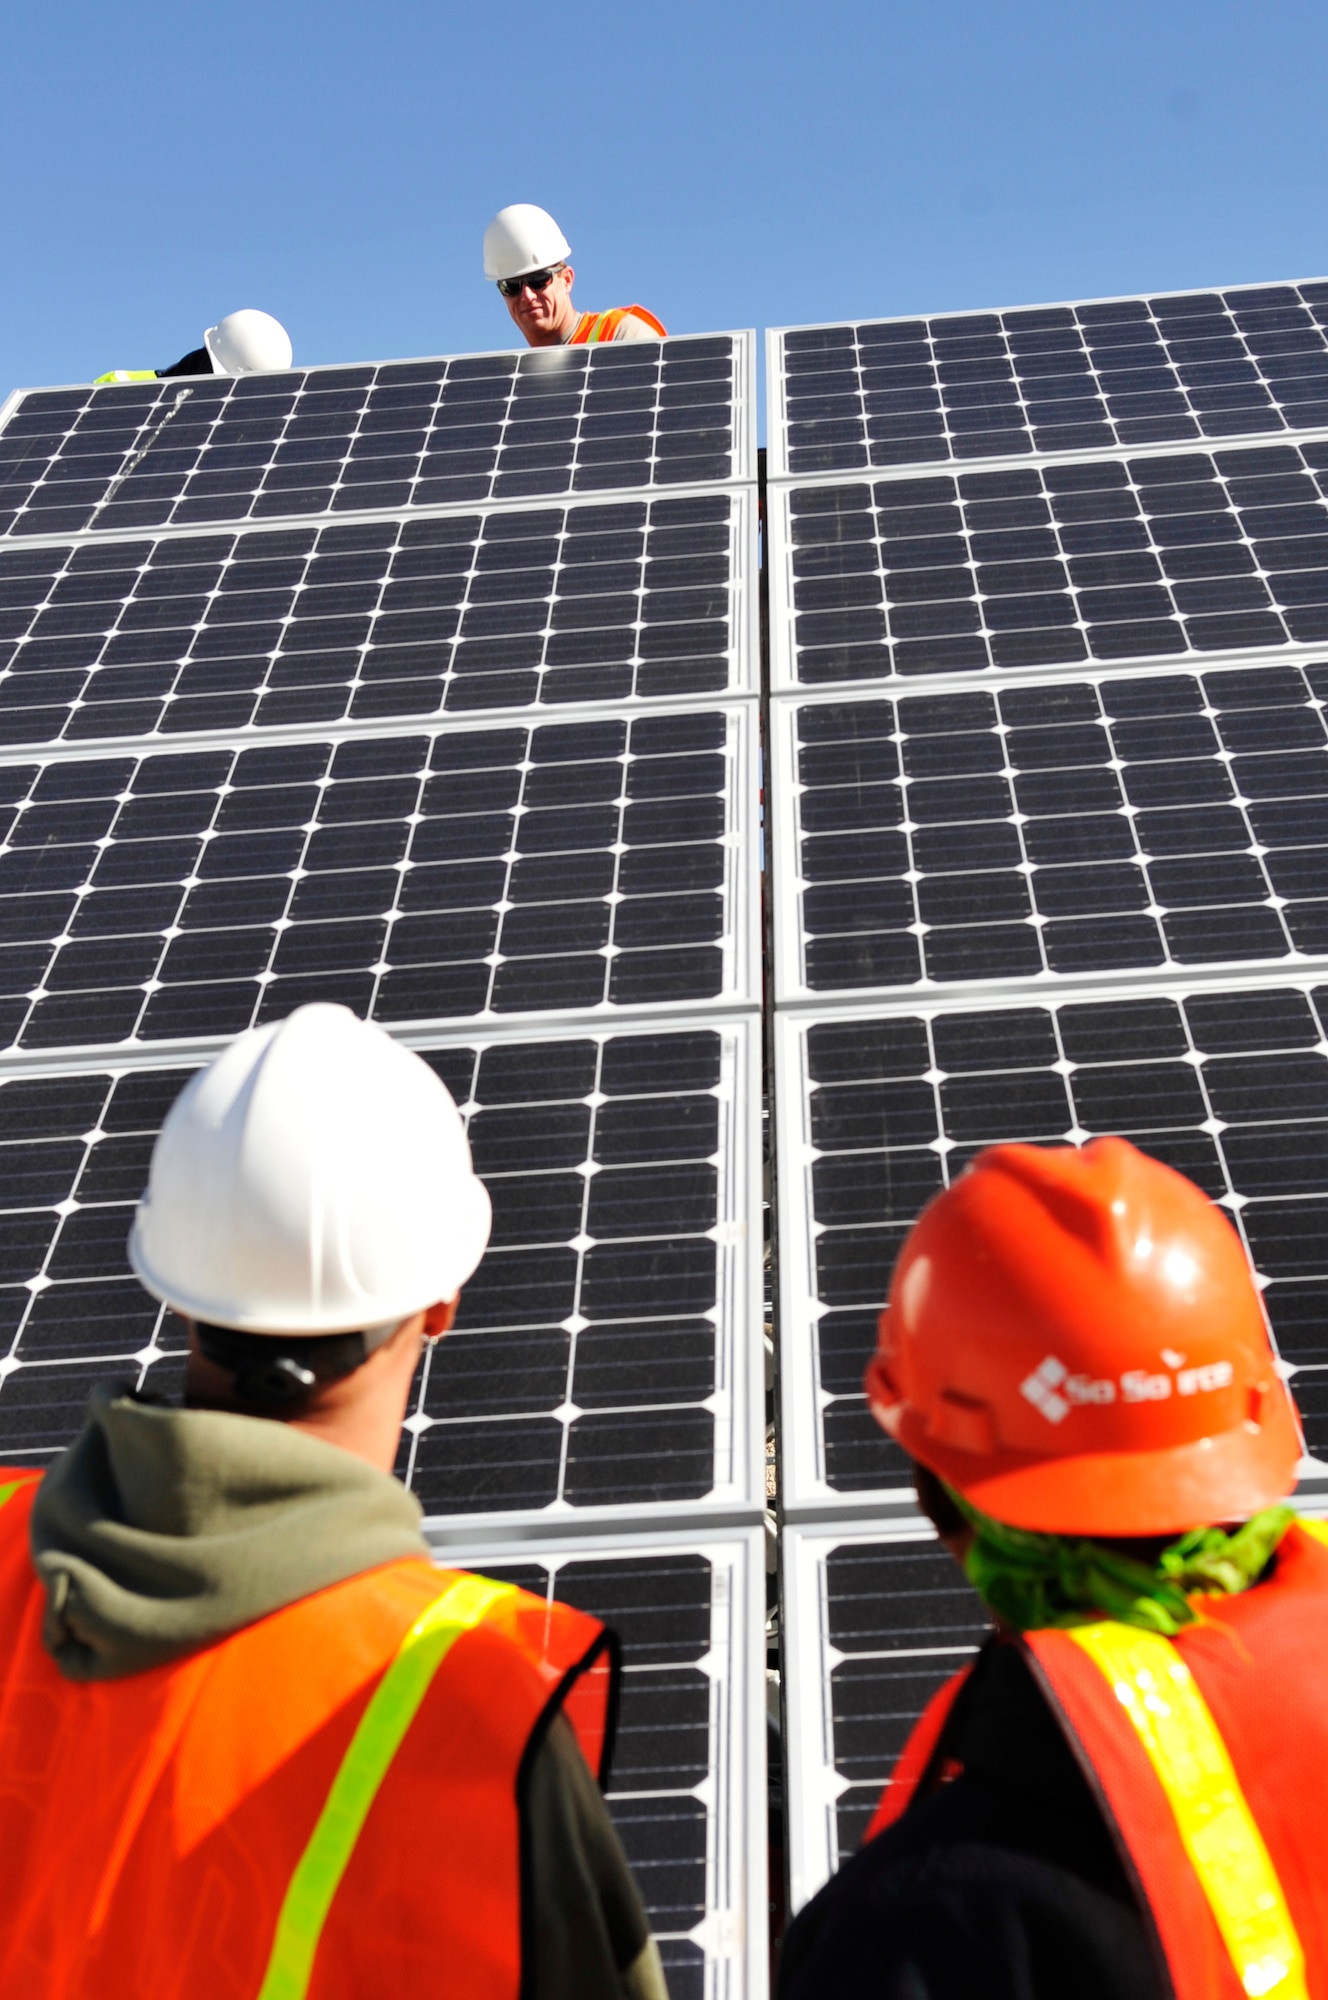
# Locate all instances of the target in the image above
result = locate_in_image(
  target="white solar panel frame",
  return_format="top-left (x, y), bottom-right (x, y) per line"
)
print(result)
top-left (421, 1518), bottom-right (770, 2000)
top-left (765, 281), bottom-right (1328, 482)
top-left (773, 978), bottom-right (1328, 1520)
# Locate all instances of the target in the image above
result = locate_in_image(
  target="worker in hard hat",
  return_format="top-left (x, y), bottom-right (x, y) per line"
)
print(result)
top-left (484, 205), bottom-right (667, 348)
top-left (0, 1004), bottom-right (666, 2000)
top-left (94, 307), bottom-right (294, 385)
top-left (779, 1137), bottom-right (1321, 2000)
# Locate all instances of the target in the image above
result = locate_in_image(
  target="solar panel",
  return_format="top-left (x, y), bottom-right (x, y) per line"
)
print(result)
top-left (770, 661), bottom-right (1328, 999)
top-left (0, 491), bottom-right (754, 745)
top-left (767, 281), bottom-right (1328, 477)
top-left (781, 1521), bottom-right (987, 1909)
top-left (768, 440), bottom-right (1328, 689)
top-left (441, 1525), bottom-right (767, 2000)
top-left (0, 704), bottom-right (755, 1055)
top-left (0, 334), bottom-right (754, 541)
top-left (0, 1016), bottom-right (762, 1529)
top-left (774, 982), bottom-right (1328, 1514)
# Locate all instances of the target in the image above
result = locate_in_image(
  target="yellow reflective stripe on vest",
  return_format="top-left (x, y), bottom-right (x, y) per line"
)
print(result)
top-left (0, 1481), bottom-right (28, 1509)
top-left (256, 1574), bottom-right (516, 2000)
top-left (1066, 1621), bottom-right (1308, 2000)
top-left (93, 370), bottom-right (158, 384)
top-left (1297, 1516), bottom-right (1328, 1552)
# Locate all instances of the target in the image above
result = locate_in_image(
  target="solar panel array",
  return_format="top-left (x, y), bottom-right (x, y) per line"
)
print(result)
top-left (0, 333), bottom-right (767, 1995)
top-left (766, 282), bottom-right (1328, 1915)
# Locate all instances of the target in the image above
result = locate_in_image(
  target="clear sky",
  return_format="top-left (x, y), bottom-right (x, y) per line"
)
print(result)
top-left (4, 0), bottom-right (1327, 398)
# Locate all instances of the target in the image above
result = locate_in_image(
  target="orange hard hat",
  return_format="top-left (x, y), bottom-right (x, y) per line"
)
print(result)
top-left (864, 1137), bottom-right (1302, 1536)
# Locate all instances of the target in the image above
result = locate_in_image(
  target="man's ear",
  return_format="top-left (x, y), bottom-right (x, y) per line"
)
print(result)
top-left (422, 1296), bottom-right (459, 1341)
top-left (561, 264), bottom-right (575, 292)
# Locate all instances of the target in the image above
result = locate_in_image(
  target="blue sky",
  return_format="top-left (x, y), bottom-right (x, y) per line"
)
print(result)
top-left (3, 0), bottom-right (1327, 396)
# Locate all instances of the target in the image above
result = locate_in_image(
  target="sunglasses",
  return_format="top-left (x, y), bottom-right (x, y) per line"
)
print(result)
top-left (497, 267), bottom-right (561, 299)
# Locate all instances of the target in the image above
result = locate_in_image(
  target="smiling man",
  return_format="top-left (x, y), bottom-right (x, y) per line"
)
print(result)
top-left (483, 204), bottom-right (666, 348)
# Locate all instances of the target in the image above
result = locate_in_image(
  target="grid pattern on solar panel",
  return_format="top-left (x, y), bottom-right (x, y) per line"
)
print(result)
top-left (0, 1027), bottom-right (741, 1520)
top-left (0, 709), bottom-right (739, 1053)
top-left (783, 443), bottom-right (1328, 685)
top-left (774, 282), bottom-right (1328, 475)
top-left (468, 1549), bottom-right (719, 1998)
top-left (785, 662), bottom-right (1328, 995)
top-left (789, 988), bottom-right (1328, 1498)
top-left (814, 1536), bottom-right (987, 1860)
top-left (0, 339), bottom-right (741, 540)
top-left (0, 498), bottom-right (739, 745)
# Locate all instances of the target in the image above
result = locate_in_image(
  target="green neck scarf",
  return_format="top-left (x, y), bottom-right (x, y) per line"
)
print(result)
top-left (944, 1484), bottom-right (1296, 1636)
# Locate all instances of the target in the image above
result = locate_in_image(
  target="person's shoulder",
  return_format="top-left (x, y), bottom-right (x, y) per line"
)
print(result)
top-left (778, 1805), bottom-right (1164, 2000)
top-left (611, 309), bottom-right (667, 342)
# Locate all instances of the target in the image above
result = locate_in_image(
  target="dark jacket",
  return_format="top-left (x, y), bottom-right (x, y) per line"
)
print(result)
top-left (779, 1637), bottom-right (1170, 2000)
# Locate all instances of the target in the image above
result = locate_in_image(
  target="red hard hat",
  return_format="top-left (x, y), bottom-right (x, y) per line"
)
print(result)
top-left (864, 1137), bottom-right (1302, 1536)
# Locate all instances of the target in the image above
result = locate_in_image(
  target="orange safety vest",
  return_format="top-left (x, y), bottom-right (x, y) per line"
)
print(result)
top-left (0, 1473), bottom-right (615, 2000)
top-left (866, 1520), bottom-right (1328, 2000)
top-left (568, 307), bottom-right (668, 345)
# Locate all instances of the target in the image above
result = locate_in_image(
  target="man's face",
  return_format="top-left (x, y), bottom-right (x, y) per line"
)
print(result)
top-left (503, 264), bottom-right (577, 347)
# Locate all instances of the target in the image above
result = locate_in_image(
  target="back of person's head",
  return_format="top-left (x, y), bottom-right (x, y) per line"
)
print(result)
top-left (866, 1137), bottom-right (1300, 1540)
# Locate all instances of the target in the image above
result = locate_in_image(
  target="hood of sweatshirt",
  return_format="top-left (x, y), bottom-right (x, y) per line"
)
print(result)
top-left (29, 1386), bottom-right (432, 1682)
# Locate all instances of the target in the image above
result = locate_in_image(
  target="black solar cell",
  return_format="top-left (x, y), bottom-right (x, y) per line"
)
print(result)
top-left (784, 442), bottom-right (1328, 682)
top-left (0, 495), bottom-right (739, 745)
top-left (786, 659), bottom-right (1328, 993)
top-left (0, 1025), bottom-right (741, 1520)
top-left (793, 985), bottom-right (1328, 1494)
top-left (0, 707), bottom-right (739, 1052)
top-left (0, 339), bottom-right (741, 540)
top-left (774, 282), bottom-right (1328, 475)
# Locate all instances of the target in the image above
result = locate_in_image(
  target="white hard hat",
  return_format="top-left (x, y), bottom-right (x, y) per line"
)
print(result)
top-left (483, 204), bottom-right (572, 283)
top-left (203, 308), bottom-right (294, 378)
top-left (129, 1005), bottom-right (492, 1336)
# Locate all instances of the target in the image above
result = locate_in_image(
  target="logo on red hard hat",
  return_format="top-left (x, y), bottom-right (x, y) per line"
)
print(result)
top-left (864, 1137), bottom-right (1302, 1537)
top-left (1018, 1350), bottom-right (1237, 1425)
